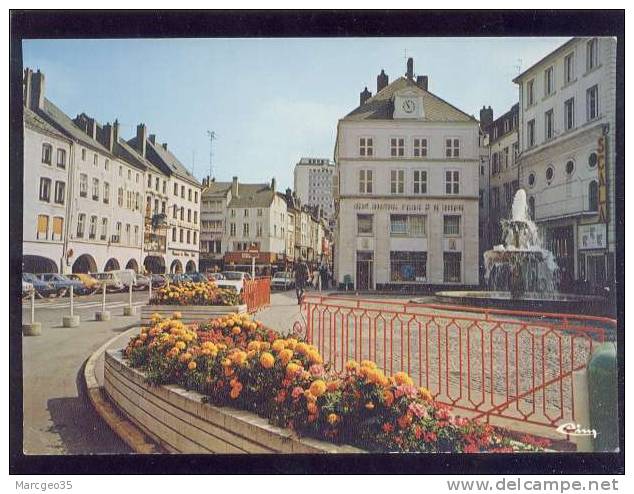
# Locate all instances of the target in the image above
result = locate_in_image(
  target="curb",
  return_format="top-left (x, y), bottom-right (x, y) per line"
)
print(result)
top-left (84, 326), bottom-right (164, 454)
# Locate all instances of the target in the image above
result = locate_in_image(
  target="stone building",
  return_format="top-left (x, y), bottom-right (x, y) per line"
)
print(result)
top-left (333, 59), bottom-right (480, 290)
top-left (199, 179), bottom-right (231, 272)
top-left (513, 37), bottom-right (617, 292)
top-left (293, 157), bottom-right (335, 218)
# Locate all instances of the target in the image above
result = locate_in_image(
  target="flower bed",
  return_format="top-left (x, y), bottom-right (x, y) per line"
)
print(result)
top-left (124, 313), bottom-right (549, 453)
top-left (143, 282), bottom-right (246, 325)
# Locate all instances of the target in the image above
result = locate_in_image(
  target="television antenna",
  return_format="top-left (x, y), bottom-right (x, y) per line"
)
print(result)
top-left (206, 130), bottom-right (217, 180)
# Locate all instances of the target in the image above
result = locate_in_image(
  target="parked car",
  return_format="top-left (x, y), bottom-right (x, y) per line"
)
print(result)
top-left (188, 272), bottom-right (208, 283)
top-left (165, 273), bottom-right (192, 285)
top-left (22, 280), bottom-right (34, 297)
top-left (23, 273), bottom-right (57, 297)
top-left (271, 271), bottom-right (295, 291)
top-left (218, 271), bottom-right (251, 293)
top-left (38, 273), bottom-right (84, 297)
top-left (92, 272), bottom-right (125, 292)
top-left (149, 274), bottom-right (166, 288)
top-left (206, 272), bottom-right (225, 282)
top-left (134, 274), bottom-right (150, 291)
top-left (108, 269), bottom-right (137, 288)
top-left (67, 273), bottom-right (100, 293)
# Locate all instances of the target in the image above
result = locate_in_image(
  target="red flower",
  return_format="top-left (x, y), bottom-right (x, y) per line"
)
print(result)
top-left (464, 443), bottom-right (479, 453)
top-left (382, 423), bottom-right (394, 433)
top-left (275, 389), bottom-right (287, 403)
top-left (414, 426), bottom-right (423, 440)
top-left (422, 431), bottom-right (437, 443)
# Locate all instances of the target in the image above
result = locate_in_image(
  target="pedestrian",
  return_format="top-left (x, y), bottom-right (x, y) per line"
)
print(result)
top-left (311, 265), bottom-right (319, 290)
top-left (319, 262), bottom-right (329, 291)
top-left (294, 258), bottom-right (309, 304)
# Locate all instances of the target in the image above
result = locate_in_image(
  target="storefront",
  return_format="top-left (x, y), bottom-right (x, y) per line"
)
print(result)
top-left (577, 223), bottom-right (613, 293)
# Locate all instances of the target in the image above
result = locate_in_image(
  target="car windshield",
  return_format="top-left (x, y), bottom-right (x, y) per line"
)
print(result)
top-left (222, 272), bottom-right (244, 280)
top-left (274, 272), bottom-right (289, 278)
top-left (93, 273), bottom-right (113, 280)
top-left (23, 273), bottom-right (36, 282)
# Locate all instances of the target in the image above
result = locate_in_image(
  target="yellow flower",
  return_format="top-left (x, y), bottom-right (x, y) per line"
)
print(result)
top-left (175, 341), bottom-right (186, 350)
top-left (260, 352), bottom-right (275, 369)
top-left (418, 387), bottom-right (433, 402)
top-left (188, 361), bottom-right (197, 371)
top-left (365, 401), bottom-right (375, 410)
top-left (345, 360), bottom-right (360, 372)
top-left (327, 413), bottom-right (339, 425)
top-left (231, 351), bottom-right (247, 366)
top-left (247, 341), bottom-right (261, 352)
top-left (272, 339), bottom-right (286, 353)
top-left (221, 358), bottom-right (232, 367)
top-left (307, 351), bottom-right (323, 365)
top-left (172, 311), bottom-right (182, 319)
top-left (286, 362), bottom-right (302, 377)
top-left (232, 326), bottom-right (241, 335)
top-left (360, 360), bottom-right (377, 369)
top-left (309, 379), bottom-right (327, 398)
top-left (285, 338), bottom-right (298, 350)
top-left (279, 349), bottom-right (294, 365)
top-left (295, 342), bottom-right (309, 355)
top-left (393, 371), bottom-right (414, 386)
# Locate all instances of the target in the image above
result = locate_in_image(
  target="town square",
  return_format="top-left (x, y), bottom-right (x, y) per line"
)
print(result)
top-left (11, 13), bottom-right (622, 477)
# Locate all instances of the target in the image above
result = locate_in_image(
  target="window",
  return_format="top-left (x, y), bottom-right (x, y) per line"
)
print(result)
top-left (52, 217), bottom-right (63, 241)
top-left (445, 138), bottom-right (460, 158)
top-left (586, 38), bottom-right (598, 71)
top-left (93, 154), bottom-right (98, 166)
top-left (588, 152), bottom-right (598, 168)
top-left (544, 66), bottom-right (554, 96)
top-left (154, 177), bottom-right (159, 192)
top-left (188, 209), bottom-right (192, 222)
top-left (194, 191), bottom-right (198, 203)
top-left (125, 224), bottom-right (131, 244)
top-left (119, 165), bottom-right (122, 176)
top-left (161, 201), bottom-right (166, 214)
top-left (359, 137), bottom-right (373, 157)
top-left (230, 209), bottom-right (235, 218)
top-left (357, 214), bottom-right (373, 236)
top-left (526, 79), bottom-right (535, 106)
top-left (390, 169), bottom-right (404, 194)
top-left (528, 172), bottom-right (536, 188)
top-left (181, 185), bottom-right (185, 198)
top-left (105, 159), bottom-right (109, 171)
top-left (564, 52), bottom-right (575, 84)
top-left (89, 215), bottom-right (97, 239)
top-left (174, 183), bottom-right (178, 195)
top-left (82, 149), bottom-right (86, 161)
top-left (390, 251), bottom-right (427, 282)
top-left (544, 109), bottom-right (554, 140)
top-left (528, 196), bottom-right (535, 220)
top-left (390, 214), bottom-right (426, 237)
top-left (162, 180), bottom-right (166, 194)
top-left (188, 189), bottom-right (192, 201)
top-left (504, 120), bottom-right (510, 133)
top-left (230, 223), bottom-right (236, 236)
top-left (118, 187), bottom-right (124, 207)
top-left (390, 137), bottom-right (405, 157)
top-left (137, 193), bottom-right (141, 211)
top-left (41, 144), bottom-right (52, 164)
top-left (257, 208), bottom-right (263, 217)
top-left (103, 182), bottom-right (110, 204)
top-left (586, 85), bottom-right (599, 121)
top-left (56, 149), bottom-right (66, 169)
top-left (244, 209), bottom-right (249, 218)
top-left (115, 222), bottom-right (121, 242)
top-left (513, 142), bottom-right (519, 163)
top-left (445, 170), bottom-right (460, 195)
top-left (243, 223), bottom-right (249, 237)
top-left (154, 198), bottom-right (159, 213)
top-left (413, 170), bottom-right (427, 194)
top-left (39, 177), bottom-right (51, 202)
top-left (76, 213), bottom-right (85, 238)
top-left (546, 166), bottom-right (554, 183)
top-left (504, 147), bottom-right (509, 168)
top-left (527, 119), bottom-right (535, 147)
top-left (256, 223), bottom-right (263, 237)
top-left (79, 174), bottom-right (88, 197)
top-left (359, 169), bottom-right (373, 194)
top-left (443, 215), bottom-right (461, 236)
top-left (492, 152), bottom-right (499, 175)
top-left (92, 178), bottom-right (99, 200)
top-left (566, 160), bottom-right (575, 176)
top-left (187, 230), bottom-right (191, 244)
top-left (443, 252), bottom-right (462, 283)
top-left (194, 211), bottom-right (198, 224)
top-left (180, 208), bottom-right (184, 221)
top-left (134, 225), bottom-right (139, 245)
top-left (101, 218), bottom-right (108, 241)
top-left (491, 187), bottom-right (500, 210)
top-left (564, 98), bottom-right (575, 130)
top-left (193, 231), bottom-right (197, 245)
top-left (54, 180), bottom-right (65, 205)
top-left (37, 214), bottom-right (49, 240)
top-left (172, 228), bottom-right (177, 242)
top-left (589, 180), bottom-right (598, 211)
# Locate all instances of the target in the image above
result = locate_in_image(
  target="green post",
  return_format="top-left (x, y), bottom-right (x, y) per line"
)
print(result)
top-left (587, 343), bottom-right (619, 451)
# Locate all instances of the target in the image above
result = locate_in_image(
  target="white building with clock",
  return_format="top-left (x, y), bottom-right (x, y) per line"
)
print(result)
top-left (333, 58), bottom-right (480, 290)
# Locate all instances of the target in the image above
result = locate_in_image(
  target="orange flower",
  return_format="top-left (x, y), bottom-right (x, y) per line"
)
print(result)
top-left (365, 401), bottom-right (375, 410)
top-left (418, 387), bottom-right (433, 402)
top-left (232, 326), bottom-right (241, 335)
top-left (309, 379), bottom-right (327, 398)
top-left (286, 362), bottom-right (302, 377)
top-left (327, 413), bottom-right (339, 425)
top-left (260, 352), bottom-right (275, 369)
top-left (187, 361), bottom-right (197, 371)
top-left (272, 339), bottom-right (286, 353)
top-left (230, 387), bottom-right (241, 399)
top-left (307, 351), bottom-right (323, 365)
top-left (393, 371), bottom-right (414, 386)
top-left (307, 402), bottom-right (318, 415)
top-left (172, 311), bottom-right (182, 320)
top-left (383, 390), bottom-right (395, 407)
top-left (345, 360), bottom-right (360, 373)
top-left (279, 349), bottom-right (294, 365)
top-left (326, 380), bottom-right (340, 392)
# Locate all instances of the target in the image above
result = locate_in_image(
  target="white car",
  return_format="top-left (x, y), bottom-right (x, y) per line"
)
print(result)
top-left (271, 271), bottom-right (295, 291)
top-left (22, 280), bottom-right (34, 297)
top-left (217, 271), bottom-right (251, 293)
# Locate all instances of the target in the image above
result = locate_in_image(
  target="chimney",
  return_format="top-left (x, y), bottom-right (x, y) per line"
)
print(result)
top-left (406, 57), bottom-right (414, 80)
top-left (149, 134), bottom-right (156, 144)
top-left (231, 176), bottom-right (239, 198)
top-left (23, 68), bottom-right (32, 108)
top-left (26, 69), bottom-right (46, 111)
top-left (359, 87), bottom-right (372, 106)
top-left (479, 106), bottom-right (494, 128)
top-left (271, 177), bottom-right (276, 191)
top-left (377, 69), bottom-right (389, 92)
top-left (136, 123), bottom-right (147, 157)
top-left (162, 142), bottom-right (168, 151)
top-left (416, 75), bottom-right (429, 91)
top-left (113, 119), bottom-right (120, 148)
top-left (86, 117), bottom-right (96, 140)
top-left (102, 122), bottom-right (114, 152)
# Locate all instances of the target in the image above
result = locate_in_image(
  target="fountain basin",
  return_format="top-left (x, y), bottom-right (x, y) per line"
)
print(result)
top-left (430, 291), bottom-right (611, 316)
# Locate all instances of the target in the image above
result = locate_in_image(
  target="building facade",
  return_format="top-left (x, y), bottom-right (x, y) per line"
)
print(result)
top-left (199, 179), bottom-right (231, 271)
top-left (293, 157), bottom-right (335, 218)
top-left (514, 37), bottom-right (617, 292)
top-left (334, 59), bottom-right (480, 290)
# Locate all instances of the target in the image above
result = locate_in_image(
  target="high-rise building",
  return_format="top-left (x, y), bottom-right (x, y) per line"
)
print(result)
top-left (293, 157), bottom-right (335, 218)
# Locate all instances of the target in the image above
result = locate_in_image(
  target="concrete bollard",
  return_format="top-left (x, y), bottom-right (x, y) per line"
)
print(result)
top-left (95, 281), bottom-right (111, 321)
top-left (571, 368), bottom-right (593, 452)
top-left (63, 285), bottom-right (80, 327)
top-left (22, 290), bottom-right (42, 336)
top-left (588, 343), bottom-right (619, 452)
top-left (148, 276), bottom-right (152, 301)
top-left (123, 283), bottom-right (136, 316)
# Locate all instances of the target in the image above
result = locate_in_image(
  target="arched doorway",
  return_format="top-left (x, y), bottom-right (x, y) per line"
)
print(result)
top-left (170, 259), bottom-right (183, 274)
top-left (185, 260), bottom-right (196, 273)
top-left (144, 255), bottom-right (166, 274)
top-left (104, 258), bottom-right (120, 272)
top-left (72, 254), bottom-right (97, 273)
top-left (125, 259), bottom-right (139, 273)
top-left (23, 255), bottom-right (58, 274)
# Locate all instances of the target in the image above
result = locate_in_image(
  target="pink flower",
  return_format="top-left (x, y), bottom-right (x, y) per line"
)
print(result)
top-left (291, 386), bottom-right (304, 399)
top-left (408, 402), bottom-right (428, 419)
top-left (394, 385), bottom-right (418, 399)
top-left (309, 364), bottom-right (325, 377)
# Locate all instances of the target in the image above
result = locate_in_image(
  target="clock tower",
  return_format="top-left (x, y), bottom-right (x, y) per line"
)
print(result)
top-left (393, 89), bottom-right (424, 120)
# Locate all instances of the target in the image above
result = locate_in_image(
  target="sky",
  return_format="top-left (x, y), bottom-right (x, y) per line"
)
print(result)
top-left (23, 37), bottom-right (569, 191)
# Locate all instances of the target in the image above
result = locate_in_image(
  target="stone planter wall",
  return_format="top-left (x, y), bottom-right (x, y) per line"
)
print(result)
top-left (104, 349), bottom-right (363, 454)
top-left (141, 304), bottom-right (247, 326)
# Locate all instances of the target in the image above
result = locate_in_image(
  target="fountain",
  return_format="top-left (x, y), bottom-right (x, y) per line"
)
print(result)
top-left (427, 189), bottom-right (608, 315)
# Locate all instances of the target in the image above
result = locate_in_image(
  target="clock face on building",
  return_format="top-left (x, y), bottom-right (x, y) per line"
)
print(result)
top-left (402, 99), bottom-right (416, 113)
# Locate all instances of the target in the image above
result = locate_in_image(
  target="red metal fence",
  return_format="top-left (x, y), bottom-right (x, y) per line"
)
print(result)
top-left (293, 295), bottom-right (616, 436)
top-left (243, 277), bottom-right (271, 313)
